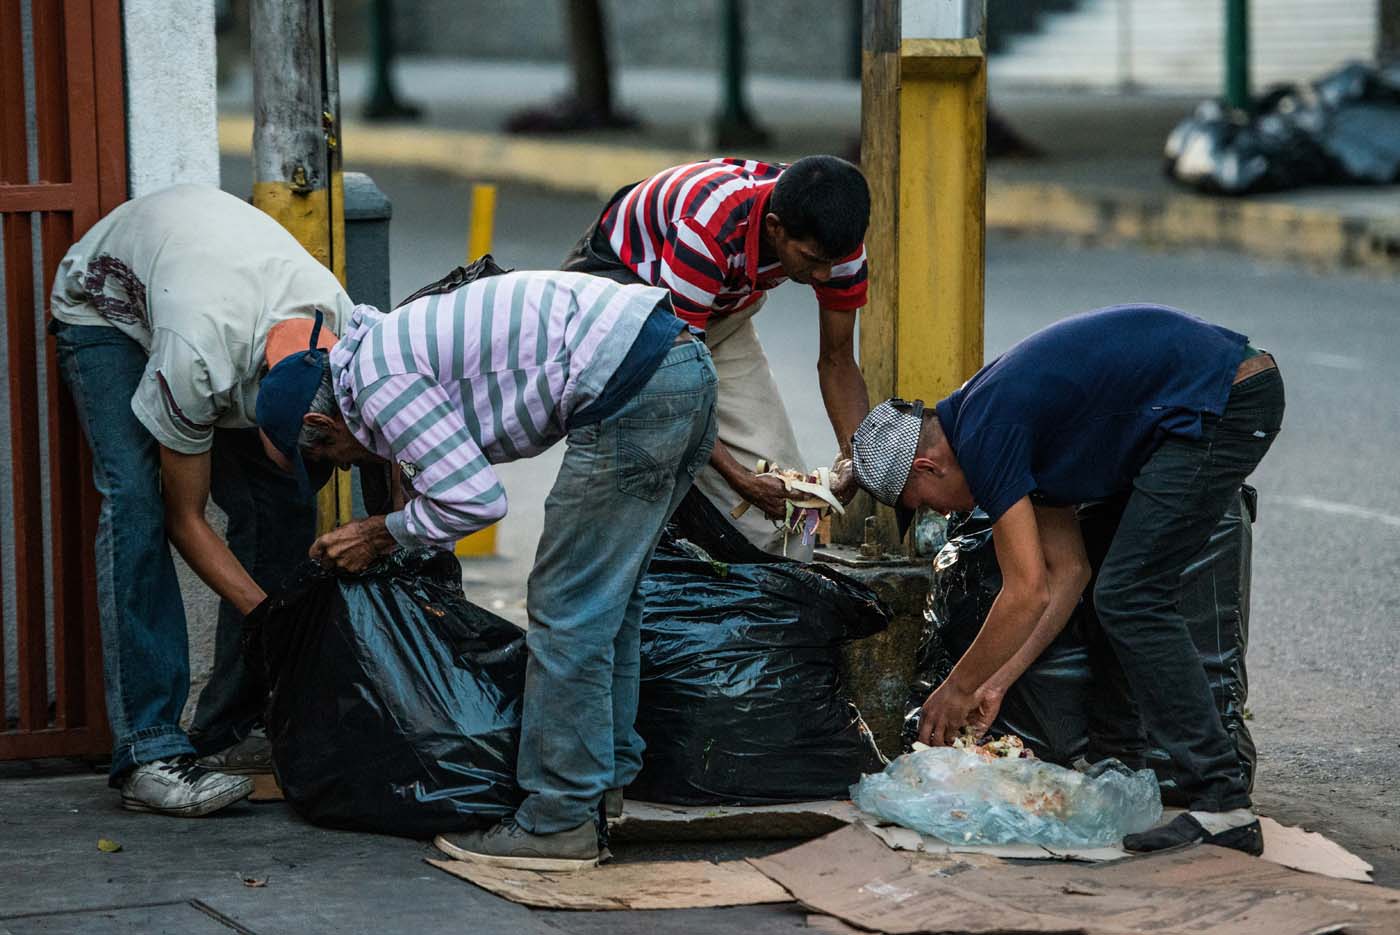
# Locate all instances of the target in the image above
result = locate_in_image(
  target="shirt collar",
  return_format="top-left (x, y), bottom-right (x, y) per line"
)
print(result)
top-left (743, 182), bottom-right (775, 289)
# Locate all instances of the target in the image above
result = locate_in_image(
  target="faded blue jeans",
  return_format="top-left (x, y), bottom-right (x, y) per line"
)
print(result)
top-left (514, 339), bottom-right (718, 834)
top-left (52, 322), bottom-right (313, 783)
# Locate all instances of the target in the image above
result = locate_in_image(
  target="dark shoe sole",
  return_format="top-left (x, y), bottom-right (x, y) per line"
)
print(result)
top-left (121, 778), bottom-right (254, 818)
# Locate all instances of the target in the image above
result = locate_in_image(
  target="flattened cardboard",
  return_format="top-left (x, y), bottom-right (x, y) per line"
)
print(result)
top-left (750, 823), bottom-right (1400, 935)
top-left (249, 773), bottom-right (284, 802)
top-left (426, 856), bottom-right (792, 911)
top-left (1260, 816), bottom-right (1374, 883)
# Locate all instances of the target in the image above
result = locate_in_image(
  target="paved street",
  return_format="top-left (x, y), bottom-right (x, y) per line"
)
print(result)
top-left (4, 160), bottom-right (1389, 934)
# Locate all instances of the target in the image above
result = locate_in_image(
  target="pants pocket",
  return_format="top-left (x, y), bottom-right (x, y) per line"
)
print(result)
top-left (617, 412), bottom-right (695, 502)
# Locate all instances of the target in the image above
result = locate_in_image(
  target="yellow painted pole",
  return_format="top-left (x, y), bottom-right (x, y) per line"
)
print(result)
top-left (456, 184), bottom-right (500, 558)
top-left (251, 0), bottom-right (352, 537)
top-left (841, 0), bottom-right (986, 552)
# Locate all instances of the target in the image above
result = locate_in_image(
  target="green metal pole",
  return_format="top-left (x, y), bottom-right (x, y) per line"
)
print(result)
top-left (364, 0), bottom-right (421, 120)
top-left (1224, 0), bottom-right (1251, 110)
top-left (713, 0), bottom-right (768, 146)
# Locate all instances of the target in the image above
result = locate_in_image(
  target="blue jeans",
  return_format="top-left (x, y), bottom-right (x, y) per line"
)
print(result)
top-left (514, 340), bottom-right (718, 834)
top-left (53, 323), bottom-right (313, 783)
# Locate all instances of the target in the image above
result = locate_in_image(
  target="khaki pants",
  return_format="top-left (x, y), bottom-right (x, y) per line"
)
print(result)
top-left (694, 300), bottom-right (814, 561)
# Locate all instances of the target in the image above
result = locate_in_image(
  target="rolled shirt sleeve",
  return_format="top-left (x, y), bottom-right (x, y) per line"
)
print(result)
top-left (129, 330), bottom-right (219, 454)
top-left (814, 243), bottom-right (868, 312)
top-left (356, 373), bottom-right (509, 550)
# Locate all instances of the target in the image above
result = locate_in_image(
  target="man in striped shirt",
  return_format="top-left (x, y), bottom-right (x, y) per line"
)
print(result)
top-left (256, 269), bottom-right (717, 869)
top-left (564, 156), bottom-right (872, 559)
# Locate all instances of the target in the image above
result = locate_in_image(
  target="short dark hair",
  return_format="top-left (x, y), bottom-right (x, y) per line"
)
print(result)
top-left (768, 155), bottom-right (870, 259)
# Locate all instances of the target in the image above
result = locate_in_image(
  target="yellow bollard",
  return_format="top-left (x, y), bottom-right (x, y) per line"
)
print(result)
top-left (456, 183), bottom-right (500, 559)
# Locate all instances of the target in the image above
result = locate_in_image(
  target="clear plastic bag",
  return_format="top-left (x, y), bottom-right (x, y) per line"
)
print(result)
top-left (852, 747), bottom-right (1162, 847)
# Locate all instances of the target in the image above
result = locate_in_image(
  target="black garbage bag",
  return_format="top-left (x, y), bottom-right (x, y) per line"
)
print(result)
top-left (910, 489), bottom-right (1256, 802)
top-left (1165, 62), bottom-right (1400, 194)
top-left (903, 511), bottom-right (1092, 765)
top-left (630, 494), bottom-right (890, 805)
top-left (249, 549), bottom-right (526, 837)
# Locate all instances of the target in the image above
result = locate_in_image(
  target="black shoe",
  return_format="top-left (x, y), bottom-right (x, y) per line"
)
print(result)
top-left (1123, 813), bottom-right (1264, 856)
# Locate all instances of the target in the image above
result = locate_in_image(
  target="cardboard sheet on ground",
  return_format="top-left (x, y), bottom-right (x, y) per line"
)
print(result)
top-left (752, 823), bottom-right (1400, 935)
top-left (426, 856), bottom-right (790, 910)
top-left (616, 799), bottom-right (1374, 882)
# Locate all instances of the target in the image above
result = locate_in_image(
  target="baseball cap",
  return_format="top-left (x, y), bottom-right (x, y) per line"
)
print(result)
top-left (256, 310), bottom-right (337, 498)
top-left (851, 398), bottom-right (926, 540)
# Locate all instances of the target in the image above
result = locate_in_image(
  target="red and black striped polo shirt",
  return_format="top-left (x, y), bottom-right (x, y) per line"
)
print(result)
top-left (599, 158), bottom-right (868, 329)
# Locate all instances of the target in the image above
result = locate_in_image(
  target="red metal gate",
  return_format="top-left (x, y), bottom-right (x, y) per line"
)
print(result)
top-left (0, 0), bottom-right (126, 760)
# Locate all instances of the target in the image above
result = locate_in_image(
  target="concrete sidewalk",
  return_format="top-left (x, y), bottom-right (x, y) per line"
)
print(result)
top-left (217, 57), bottom-right (1400, 274)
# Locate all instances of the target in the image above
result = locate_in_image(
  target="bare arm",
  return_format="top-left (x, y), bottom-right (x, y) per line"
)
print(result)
top-left (817, 306), bottom-right (870, 458)
top-left (159, 446), bottom-right (266, 616)
top-left (918, 497), bottom-right (1051, 745)
top-left (983, 505), bottom-right (1089, 695)
top-left (709, 438), bottom-right (791, 519)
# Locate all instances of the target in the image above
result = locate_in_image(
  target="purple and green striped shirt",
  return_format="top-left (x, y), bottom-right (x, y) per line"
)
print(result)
top-left (330, 271), bottom-right (670, 548)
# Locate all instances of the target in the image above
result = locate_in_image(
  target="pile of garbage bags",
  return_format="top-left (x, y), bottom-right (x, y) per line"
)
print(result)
top-left (629, 493), bottom-right (890, 805)
top-left (853, 746), bottom-right (1162, 848)
top-left (909, 488), bottom-right (1257, 804)
top-left (249, 549), bottom-right (526, 837)
top-left (1165, 62), bottom-right (1400, 194)
top-left (249, 492), bottom-right (891, 834)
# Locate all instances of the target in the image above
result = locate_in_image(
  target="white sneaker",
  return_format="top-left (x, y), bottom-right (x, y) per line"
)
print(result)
top-left (121, 756), bottom-right (254, 817)
top-left (197, 728), bottom-right (273, 774)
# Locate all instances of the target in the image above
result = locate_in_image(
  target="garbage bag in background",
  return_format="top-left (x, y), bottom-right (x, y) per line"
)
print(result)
top-left (910, 489), bottom-right (1257, 801)
top-left (630, 496), bottom-right (891, 805)
top-left (1165, 61), bottom-right (1400, 194)
top-left (852, 747), bottom-right (1161, 848)
top-left (248, 549), bottom-right (526, 837)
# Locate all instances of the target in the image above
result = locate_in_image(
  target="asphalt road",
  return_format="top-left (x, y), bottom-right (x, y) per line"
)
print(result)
top-left (219, 157), bottom-right (1400, 879)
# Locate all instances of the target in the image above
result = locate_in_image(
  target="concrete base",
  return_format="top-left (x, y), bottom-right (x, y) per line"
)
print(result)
top-left (817, 547), bottom-right (929, 760)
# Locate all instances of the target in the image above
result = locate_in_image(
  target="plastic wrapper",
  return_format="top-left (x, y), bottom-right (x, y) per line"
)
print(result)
top-left (852, 746), bottom-right (1162, 847)
top-left (910, 489), bottom-right (1256, 801)
top-left (629, 495), bottom-right (890, 805)
top-left (248, 549), bottom-right (525, 837)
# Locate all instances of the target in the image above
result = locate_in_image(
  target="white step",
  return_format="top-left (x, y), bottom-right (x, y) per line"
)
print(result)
top-left (992, 0), bottom-right (1380, 93)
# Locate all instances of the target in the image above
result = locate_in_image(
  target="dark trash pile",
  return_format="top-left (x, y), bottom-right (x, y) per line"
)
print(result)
top-left (1164, 62), bottom-right (1400, 195)
top-left (248, 494), bottom-right (889, 836)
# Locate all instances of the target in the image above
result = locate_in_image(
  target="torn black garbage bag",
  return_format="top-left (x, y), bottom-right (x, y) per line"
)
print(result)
top-left (630, 525), bottom-right (889, 805)
top-left (910, 489), bottom-right (1256, 802)
top-left (249, 549), bottom-right (525, 837)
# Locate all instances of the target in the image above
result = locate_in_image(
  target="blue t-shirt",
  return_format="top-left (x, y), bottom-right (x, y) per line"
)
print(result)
top-left (934, 305), bottom-right (1248, 521)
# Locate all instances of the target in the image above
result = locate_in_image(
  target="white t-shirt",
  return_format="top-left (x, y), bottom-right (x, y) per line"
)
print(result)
top-left (50, 184), bottom-right (353, 454)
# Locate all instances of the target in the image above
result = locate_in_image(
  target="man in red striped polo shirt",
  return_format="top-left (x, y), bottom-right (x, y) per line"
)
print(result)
top-left (563, 156), bottom-right (872, 559)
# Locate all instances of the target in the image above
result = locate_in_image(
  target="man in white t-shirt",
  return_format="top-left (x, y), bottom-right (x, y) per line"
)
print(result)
top-left (49, 184), bottom-right (353, 817)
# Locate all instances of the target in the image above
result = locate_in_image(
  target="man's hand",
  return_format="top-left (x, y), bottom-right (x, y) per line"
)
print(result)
top-left (309, 515), bottom-right (397, 574)
top-left (916, 678), bottom-right (982, 746)
top-left (968, 683), bottom-right (1005, 738)
top-left (739, 471), bottom-right (792, 520)
top-left (830, 456), bottom-right (858, 505)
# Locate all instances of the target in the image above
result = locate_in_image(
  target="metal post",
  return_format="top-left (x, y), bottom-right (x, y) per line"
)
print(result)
top-left (1381, 0), bottom-right (1400, 65)
top-left (1224, 0), bottom-right (1250, 110)
top-left (713, 0), bottom-right (769, 147)
top-left (834, 0), bottom-right (986, 552)
top-left (364, 0), bottom-right (422, 120)
top-left (251, 0), bottom-right (351, 534)
top-left (814, 0), bottom-right (988, 755)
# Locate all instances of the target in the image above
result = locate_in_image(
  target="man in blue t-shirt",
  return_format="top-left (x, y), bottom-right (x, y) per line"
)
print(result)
top-left (850, 305), bottom-right (1285, 856)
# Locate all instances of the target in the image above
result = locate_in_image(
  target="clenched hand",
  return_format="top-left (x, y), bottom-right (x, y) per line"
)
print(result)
top-left (309, 515), bottom-right (397, 574)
